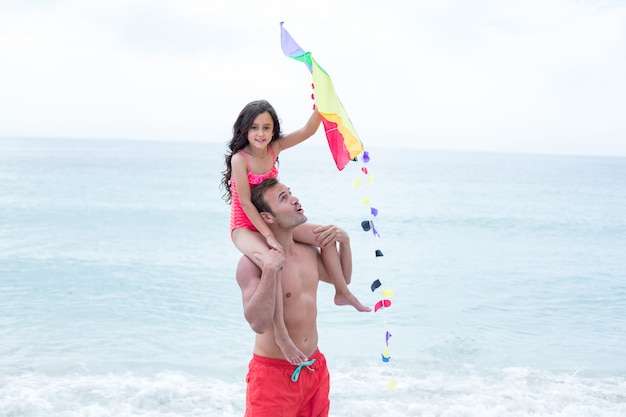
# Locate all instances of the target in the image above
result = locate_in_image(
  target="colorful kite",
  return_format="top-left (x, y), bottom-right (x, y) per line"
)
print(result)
top-left (280, 22), bottom-right (364, 171)
top-left (281, 24), bottom-right (397, 390)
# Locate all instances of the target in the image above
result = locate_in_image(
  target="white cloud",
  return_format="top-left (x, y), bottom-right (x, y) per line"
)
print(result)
top-left (1, 0), bottom-right (625, 156)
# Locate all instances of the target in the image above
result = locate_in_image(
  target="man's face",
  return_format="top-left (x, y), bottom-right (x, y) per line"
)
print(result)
top-left (264, 183), bottom-right (307, 229)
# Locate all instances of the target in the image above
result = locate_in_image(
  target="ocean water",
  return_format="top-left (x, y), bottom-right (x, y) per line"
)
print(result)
top-left (1, 137), bottom-right (625, 416)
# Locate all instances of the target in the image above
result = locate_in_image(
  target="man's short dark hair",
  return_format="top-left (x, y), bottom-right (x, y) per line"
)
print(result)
top-left (250, 178), bottom-right (279, 215)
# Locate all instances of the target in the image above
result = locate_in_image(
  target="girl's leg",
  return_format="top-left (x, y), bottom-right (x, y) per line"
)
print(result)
top-left (293, 223), bottom-right (370, 312)
top-left (232, 228), bottom-right (308, 364)
top-left (273, 275), bottom-right (308, 364)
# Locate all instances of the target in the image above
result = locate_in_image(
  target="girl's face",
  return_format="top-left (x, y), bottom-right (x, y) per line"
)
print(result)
top-left (247, 111), bottom-right (274, 150)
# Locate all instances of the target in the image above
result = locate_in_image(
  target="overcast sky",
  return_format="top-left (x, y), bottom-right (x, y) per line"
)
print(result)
top-left (1, 0), bottom-right (625, 156)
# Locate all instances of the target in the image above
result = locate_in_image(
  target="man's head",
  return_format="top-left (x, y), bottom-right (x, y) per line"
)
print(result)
top-left (251, 178), bottom-right (307, 230)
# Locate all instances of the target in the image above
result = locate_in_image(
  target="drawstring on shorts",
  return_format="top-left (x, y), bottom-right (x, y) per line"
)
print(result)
top-left (290, 359), bottom-right (316, 382)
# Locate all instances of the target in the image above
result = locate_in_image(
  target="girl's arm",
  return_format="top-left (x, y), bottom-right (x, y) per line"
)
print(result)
top-left (231, 153), bottom-right (283, 252)
top-left (273, 110), bottom-right (321, 153)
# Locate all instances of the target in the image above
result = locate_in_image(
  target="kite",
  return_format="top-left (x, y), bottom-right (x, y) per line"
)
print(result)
top-left (374, 299), bottom-right (392, 313)
top-left (280, 22), bottom-right (364, 171)
top-left (280, 24), bottom-right (397, 391)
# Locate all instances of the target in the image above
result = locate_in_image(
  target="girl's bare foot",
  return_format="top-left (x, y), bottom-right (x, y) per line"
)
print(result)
top-left (334, 292), bottom-right (372, 312)
top-left (276, 333), bottom-right (308, 365)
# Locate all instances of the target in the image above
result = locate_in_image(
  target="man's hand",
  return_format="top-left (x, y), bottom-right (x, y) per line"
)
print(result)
top-left (253, 248), bottom-right (286, 271)
top-left (312, 224), bottom-right (349, 248)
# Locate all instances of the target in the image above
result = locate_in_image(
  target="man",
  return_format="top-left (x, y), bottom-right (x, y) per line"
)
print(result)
top-left (236, 177), bottom-right (354, 417)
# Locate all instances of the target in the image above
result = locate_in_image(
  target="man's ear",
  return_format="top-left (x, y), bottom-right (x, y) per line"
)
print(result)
top-left (260, 212), bottom-right (274, 224)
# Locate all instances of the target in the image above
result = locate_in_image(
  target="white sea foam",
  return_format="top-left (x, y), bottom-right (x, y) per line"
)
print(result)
top-left (1, 365), bottom-right (625, 417)
top-left (0, 372), bottom-right (245, 417)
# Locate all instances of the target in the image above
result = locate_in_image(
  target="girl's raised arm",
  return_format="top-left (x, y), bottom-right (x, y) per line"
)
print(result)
top-left (274, 110), bottom-right (321, 153)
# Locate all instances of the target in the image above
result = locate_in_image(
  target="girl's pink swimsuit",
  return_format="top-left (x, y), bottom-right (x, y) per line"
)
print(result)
top-left (230, 148), bottom-right (278, 234)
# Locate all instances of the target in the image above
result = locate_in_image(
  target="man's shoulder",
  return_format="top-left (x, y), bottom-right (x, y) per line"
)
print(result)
top-left (236, 255), bottom-right (260, 277)
top-left (292, 240), bottom-right (321, 255)
top-left (290, 241), bottom-right (323, 271)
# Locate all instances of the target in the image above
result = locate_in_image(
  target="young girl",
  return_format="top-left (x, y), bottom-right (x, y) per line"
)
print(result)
top-left (221, 100), bottom-right (370, 365)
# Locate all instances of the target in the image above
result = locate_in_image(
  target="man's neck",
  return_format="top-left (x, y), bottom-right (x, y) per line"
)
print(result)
top-left (272, 228), bottom-right (296, 253)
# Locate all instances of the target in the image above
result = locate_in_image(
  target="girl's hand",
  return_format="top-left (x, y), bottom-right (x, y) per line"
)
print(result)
top-left (265, 235), bottom-right (284, 254)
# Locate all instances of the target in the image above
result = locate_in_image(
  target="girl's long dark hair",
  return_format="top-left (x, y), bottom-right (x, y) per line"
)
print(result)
top-left (220, 100), bottom-right (282, 203)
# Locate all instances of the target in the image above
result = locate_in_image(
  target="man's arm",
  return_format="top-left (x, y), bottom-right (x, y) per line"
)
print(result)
top-left (235, 250), bottom-right (285, 334)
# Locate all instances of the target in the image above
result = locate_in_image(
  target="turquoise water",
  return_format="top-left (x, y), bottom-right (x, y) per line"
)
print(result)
top-left (1, 137), bottom-right (625, 416)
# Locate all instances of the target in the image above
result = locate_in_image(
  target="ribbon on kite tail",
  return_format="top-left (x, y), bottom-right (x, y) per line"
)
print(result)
top-left (280, 22), bottom-right (364, 171)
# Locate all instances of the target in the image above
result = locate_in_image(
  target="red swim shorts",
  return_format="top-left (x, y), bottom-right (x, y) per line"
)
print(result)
top-left (244, 349), bottom-right (330, 417)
